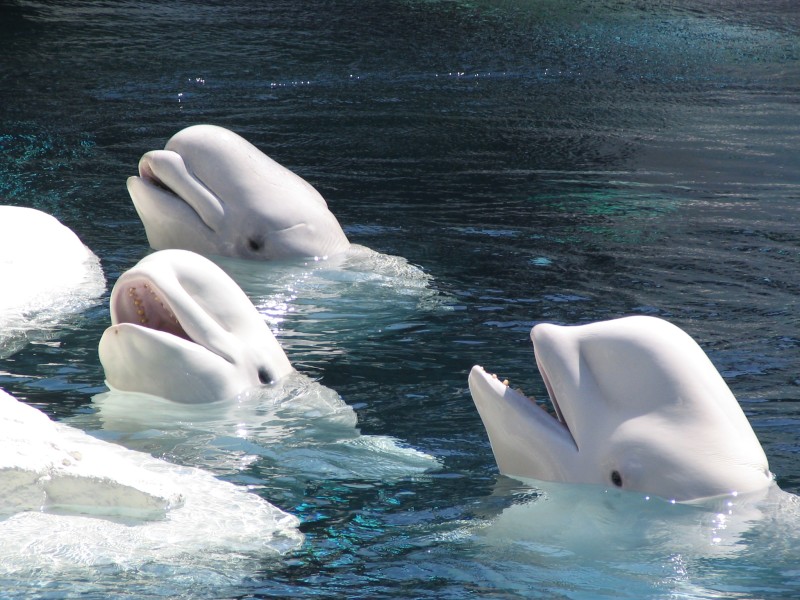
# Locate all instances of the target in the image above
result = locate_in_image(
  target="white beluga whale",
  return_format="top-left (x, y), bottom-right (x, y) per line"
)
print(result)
top-left (469, 316), bottom-right (773, 502)
top-left (0, 386), bottom-right (302, 573)
top-left (95, 249), bottom-right (439, 480)
top-left (127, 124), bottom-right (351, 260)
top-left (0, 206), bottom-right (104, 357)
top-left (99, 249), bottom-right (293, 403)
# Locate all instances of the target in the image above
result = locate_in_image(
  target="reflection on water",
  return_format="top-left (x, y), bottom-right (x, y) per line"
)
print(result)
top-left (1, 0), bottom-right (800, 597)
top-left (76, 371), bottom-right (440, 484)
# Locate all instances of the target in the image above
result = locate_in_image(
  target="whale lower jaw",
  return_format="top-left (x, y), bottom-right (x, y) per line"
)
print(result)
top-left (127, 175), bottom-right (217, 254)
top-left (99, 323), bottom-right (243, 403)
top-left (468, 365), bottom-right (580, 482)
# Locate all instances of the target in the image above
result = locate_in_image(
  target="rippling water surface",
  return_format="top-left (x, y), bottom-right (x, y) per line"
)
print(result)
top-left (2, 0), bottom-right (800, 597)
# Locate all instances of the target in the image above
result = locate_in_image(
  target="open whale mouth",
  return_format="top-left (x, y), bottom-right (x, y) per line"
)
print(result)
top-left (112, 277), bottom-right (192, 344)
top-left (470, 363), bottom-right (577, 448)
top-left (535, 362), bottom-right (572, 440)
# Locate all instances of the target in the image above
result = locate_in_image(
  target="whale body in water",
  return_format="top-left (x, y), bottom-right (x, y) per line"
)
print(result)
top-left (0, 206), bottom-right (104, 357)
top-left (0, 386), bottom-right (302, 572)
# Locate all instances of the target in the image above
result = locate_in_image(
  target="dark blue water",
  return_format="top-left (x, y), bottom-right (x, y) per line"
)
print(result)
top-left (2, 0), bottom-right (800, 597)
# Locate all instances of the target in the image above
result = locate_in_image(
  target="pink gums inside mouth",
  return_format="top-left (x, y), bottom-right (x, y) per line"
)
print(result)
top-left (114, 279), bottom-right (191, 342)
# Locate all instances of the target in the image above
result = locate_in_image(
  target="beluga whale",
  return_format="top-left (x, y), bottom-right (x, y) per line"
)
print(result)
top-left (94, 251), bottom-right (440, 482)
top-left (99, 249), bottom-right (294, 403)
top-left (469, 316), bottom-right (774, 502)
top-left (0, 205), bottom-right (104, 357)
top-left (127, 124), bottom-right (352, 260)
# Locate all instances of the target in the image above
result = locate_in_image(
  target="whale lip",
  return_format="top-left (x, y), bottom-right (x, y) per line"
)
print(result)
top-left (137, 157), bottom-right (174, 195)
top-left (533, 355), bottom-right (576, 447)
top-left (133, 149), bottom-right (225, 232)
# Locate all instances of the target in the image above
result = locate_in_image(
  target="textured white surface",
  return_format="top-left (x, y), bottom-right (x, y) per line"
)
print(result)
top-left (0, 388), bottom-right (302, 571)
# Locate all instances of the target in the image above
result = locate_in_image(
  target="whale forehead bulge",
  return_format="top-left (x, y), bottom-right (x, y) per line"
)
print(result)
top-left (165, 125), bottom-right (336, 233)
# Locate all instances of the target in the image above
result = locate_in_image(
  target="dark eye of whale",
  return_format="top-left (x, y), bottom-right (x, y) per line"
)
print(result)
top-left (248, 237), bottom-right (263, 252)
top-left (611, 470), bottom-right (623, 487)
top-left (258, 367), bottom-right (272, 385)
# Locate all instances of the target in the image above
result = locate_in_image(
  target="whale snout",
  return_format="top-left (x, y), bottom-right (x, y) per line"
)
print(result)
top-left (133, 149), bottom-right (225, 231)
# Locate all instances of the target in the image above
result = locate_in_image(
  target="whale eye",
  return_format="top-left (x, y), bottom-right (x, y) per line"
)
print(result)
top-left (611, 470), bottom-right (623, 488)
top-left (248, 237), bottom-right (263, 252)
top-left (257, 367), bottom-right (272, 385)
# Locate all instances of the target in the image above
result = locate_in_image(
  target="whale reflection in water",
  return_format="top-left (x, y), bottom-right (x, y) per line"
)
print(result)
top-left (82, 371), bottom-right (440, 484)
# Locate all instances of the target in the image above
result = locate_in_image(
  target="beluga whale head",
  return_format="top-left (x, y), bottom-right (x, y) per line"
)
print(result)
top-left (469, 316), bottom-right (773, 502)
top-left (127, 124), bottom-right (351, 261)
top-left (99, 249), bottom-right (294, 403)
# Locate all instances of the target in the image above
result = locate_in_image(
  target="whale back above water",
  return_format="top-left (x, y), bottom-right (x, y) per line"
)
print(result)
top-left (127, 124), bottom-right (351, 260)
top-left (99, 249), bottom-right (293, 403)
top-left (0, 205), bottom-right (104, 357)
top-left (0, 386), bottom-right (302, 571)
top-left (469, 316), bottom-right (773, 502)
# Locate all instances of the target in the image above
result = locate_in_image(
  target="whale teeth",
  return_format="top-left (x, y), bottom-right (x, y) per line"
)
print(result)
top-left (125, 282), bottom-right (182, 330)
top-left (486, 370), bottom-right (511, 386)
